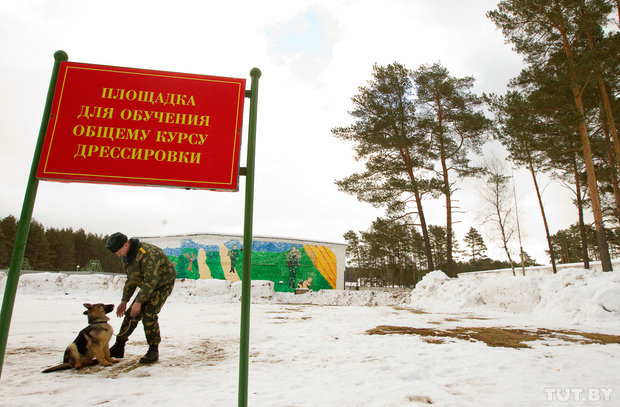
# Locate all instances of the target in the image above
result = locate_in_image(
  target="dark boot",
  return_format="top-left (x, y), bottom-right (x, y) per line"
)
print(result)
top-left (109, 338), bottom-right (126, 358)
top-left (139, 344), bottom-right (159, 364)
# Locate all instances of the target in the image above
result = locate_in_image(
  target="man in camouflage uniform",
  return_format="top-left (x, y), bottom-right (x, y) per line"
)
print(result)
top-left (106, 232), bottom-right (176, 364)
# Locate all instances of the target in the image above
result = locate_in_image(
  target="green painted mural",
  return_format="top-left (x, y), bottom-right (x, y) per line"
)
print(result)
top-left (142, 234), bottom-right (346, 292)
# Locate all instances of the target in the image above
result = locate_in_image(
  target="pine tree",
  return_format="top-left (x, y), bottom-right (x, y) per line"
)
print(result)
top-left (464, 227), bottom-right (488, 261)
top-left (46, 228), bottom-right (76, 271)
top-left (0, 216), bottom-right (126, 272)
top-left (488, 83), bottom-right (564, 273)
top-left (333, 62), bottom-right (438, 271)
top-left (343, 230), bottom-right (362, 270)
top-left (97, 234), bottom-right (124, 273)
top-left (488, 0), bottom-right (615, 271)
top-left (0, 215), bottom-right (18, 266)
top-left (0, 228), bottom-right (6, 268)
top-left (25, 220), bottom-right (50, 270)
top-left (412, 63), bottom-right (491, 277)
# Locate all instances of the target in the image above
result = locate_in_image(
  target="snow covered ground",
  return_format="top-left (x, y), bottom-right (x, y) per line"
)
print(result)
top-left (0, 266), bottom-right (619, 406)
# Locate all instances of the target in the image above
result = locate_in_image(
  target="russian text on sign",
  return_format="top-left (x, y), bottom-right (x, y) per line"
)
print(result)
top-left (155, 131), bottom-right (208, 145)
top-left (101, 87), bottom-right (197, 107)
top-left (118, 109), bottom-right (210, 127)
top-left (72, 125), bottom-right (150, 141)
top-left (77, 105), bottom-right (115, 120)
top-left (73, 144), bottom-right (201, 164)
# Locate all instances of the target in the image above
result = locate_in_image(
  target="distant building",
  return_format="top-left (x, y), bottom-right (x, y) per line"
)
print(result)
top-left (141, 233), bottom-right (346, 292)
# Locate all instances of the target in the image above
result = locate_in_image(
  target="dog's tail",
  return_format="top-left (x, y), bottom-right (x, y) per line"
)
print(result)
top-left (42, 363), bottom-right (73, 373)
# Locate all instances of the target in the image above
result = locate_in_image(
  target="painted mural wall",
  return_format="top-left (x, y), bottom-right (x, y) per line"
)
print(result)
top-left (141, 233), bottom-right (346, 292)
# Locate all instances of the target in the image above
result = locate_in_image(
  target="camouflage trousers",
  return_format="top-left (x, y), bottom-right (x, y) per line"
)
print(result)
top-left (116, 280), bottom-right (175, 346)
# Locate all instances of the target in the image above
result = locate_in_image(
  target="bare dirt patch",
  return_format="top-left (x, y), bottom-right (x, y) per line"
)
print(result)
top-left (392, 306), bottom-right (429, 314)
top-left (8, 346), bottom-right (52, 356)
top-left (406, 394), bottom-right (434, 404)
top-left (97, 338), bottom-right (227, 378)
top-left (366, 325), bottom-right (620, 349)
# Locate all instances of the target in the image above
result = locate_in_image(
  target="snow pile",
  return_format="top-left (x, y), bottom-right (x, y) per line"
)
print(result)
top-left (0, 272), bottom-right (126, 296)
top-left (169, 278), bottom-right (276, 303)
top-left (478, 273), bottom-right (543, 312)
top-left (411, 267), bottom-right (620, 328)
top-left (3, 266), bottom-right (620, 322)
top-left (409, 270), bottom-right (486, 310)
top-left (276, 288), bottom-right (412, 306)
top-left (0, 272), bottom-right (411, 306)
top-left (534, 268), bottom-right (620, 322)
top-left (0, 272), bottom-right (125, 295)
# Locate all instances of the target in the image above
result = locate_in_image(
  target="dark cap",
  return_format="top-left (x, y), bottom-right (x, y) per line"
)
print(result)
top-left (106, 232), bottom-right (128, 253)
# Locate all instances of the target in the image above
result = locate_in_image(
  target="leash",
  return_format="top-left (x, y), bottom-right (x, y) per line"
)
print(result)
top-left (115, 313), bottom-right (140, 338)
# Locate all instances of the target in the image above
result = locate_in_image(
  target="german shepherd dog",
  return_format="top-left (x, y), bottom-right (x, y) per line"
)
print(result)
top-left (42, 303), bottom-right (119, 373)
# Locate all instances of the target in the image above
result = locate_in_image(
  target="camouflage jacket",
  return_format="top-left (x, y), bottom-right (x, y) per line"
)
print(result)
top-left (121, 240), bottom-right (177, 304)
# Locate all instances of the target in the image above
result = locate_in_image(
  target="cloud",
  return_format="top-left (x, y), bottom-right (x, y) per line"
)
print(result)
top-left (265, 7), bottom-right (342, 84)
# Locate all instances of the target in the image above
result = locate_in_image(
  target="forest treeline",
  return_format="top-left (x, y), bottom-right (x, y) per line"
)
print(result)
top-left (337, 0), bottom-right (620, 286)
top-left (344, 219), bottom-right (619, 288)
top-left (0, 215), bottom-right (122, 273)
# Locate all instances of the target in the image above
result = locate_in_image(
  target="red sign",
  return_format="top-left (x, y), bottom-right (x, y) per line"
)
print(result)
top-left (37, 62), bottom-right (246, 191)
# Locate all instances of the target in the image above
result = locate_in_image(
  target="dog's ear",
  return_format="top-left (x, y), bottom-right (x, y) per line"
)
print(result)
top-left (83, 303), bottom-right (92, 315)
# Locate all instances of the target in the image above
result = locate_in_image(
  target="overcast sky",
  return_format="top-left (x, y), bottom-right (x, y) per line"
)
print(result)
top-left (0, 0), bottom-right (582, 264)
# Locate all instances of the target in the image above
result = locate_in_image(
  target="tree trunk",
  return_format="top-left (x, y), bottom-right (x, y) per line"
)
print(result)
top-left (498, 203), bottom-right (516, 276)
top-left (437, 103), bottom-right (454, 278)
top-left (559, 23), bottom-right (613, 271)
top-left (404, 164), bottom-right (435, 271)
top-left (603, 124), bottom-right (620, 226)
top-left (572, 153), bottom-right (590, 269)
top-left (584, 27), bottom-right (620, 177)
top-left (417, 204), bottom-right (435, 272)
top-left (528, 159), bottom-right (558, 273)
top-left (573, 93), bottom-right (612, 271)
top-left (442, 155), bottom-right (454, 277)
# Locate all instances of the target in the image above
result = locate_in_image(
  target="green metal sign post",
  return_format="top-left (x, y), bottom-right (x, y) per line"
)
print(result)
top-left (238, 67), bottom-right (261, 407)
top-left (0, 50), bottom-right (68, 378)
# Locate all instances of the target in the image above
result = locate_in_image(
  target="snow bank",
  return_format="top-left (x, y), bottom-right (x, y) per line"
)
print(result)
top-left (0, 271), bottom-right (411, 306)
top-left (276, 288), bottom-right (412, 306)
top-left (411, 267), bottom-right (620, 328)
top-left (409, 270), bottom-right (486, 310)
top-left (0, 272), bottom-right (126, 296)
top-left (2, 267), bottom-right (620, 325)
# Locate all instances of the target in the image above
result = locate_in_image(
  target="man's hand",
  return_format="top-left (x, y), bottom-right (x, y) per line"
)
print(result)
top-left (130, 302), bottom-right (142, 317)
top-left (116, 301), bottom-right (127, 317)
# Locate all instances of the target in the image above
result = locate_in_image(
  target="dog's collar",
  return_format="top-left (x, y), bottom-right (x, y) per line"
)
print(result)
top-left (88, 320), bottom-right (109, 324)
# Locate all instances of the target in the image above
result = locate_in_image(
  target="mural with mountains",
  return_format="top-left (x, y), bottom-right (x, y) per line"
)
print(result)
top-left (160, 238), bottom-right (337, 293)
